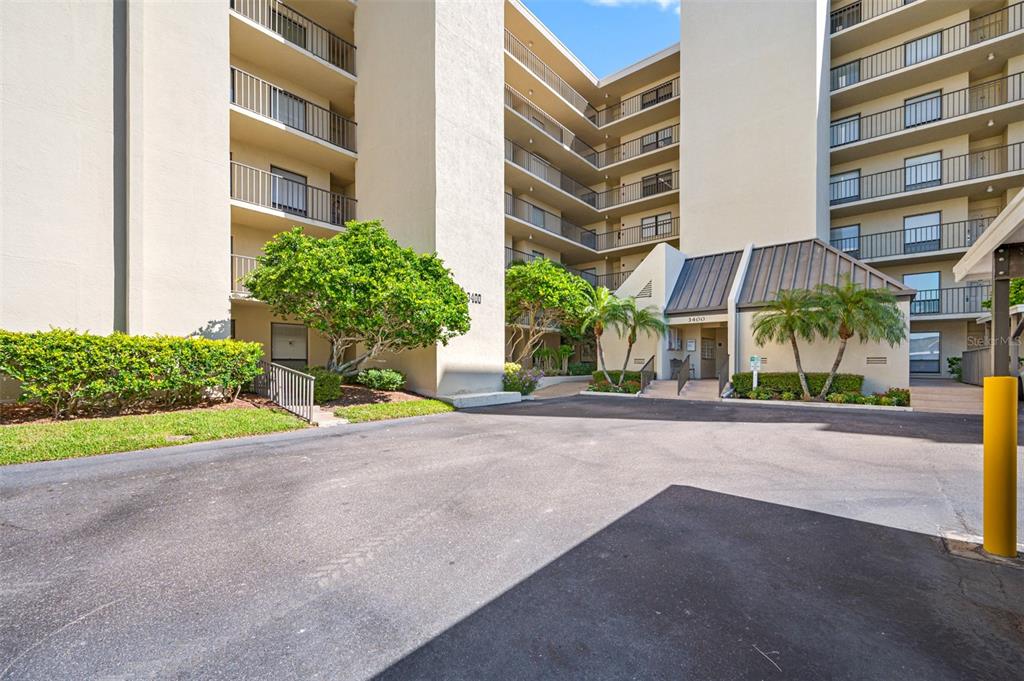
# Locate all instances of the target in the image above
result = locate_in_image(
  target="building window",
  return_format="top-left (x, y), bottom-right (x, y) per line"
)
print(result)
top-left (909, 331), bottom-right (940, 374)
top-left (830, 224), bottom-right (860, 258)
top-left (640, 126), bottom-right (675, 153)
top-left (640, 81), bottom-right (674, 109)
top-left (271, 323), bottom-right (308, 370)
top-left (904, 91), bottom-right (942, 128)
top-left (640, 212), bottom-right (673, 239)
top-left (531, 249), bottom-right (545, 259)
top-left (668, 328), bottom-right (683, 351)
top-left (832, 61), bottom-right (860, 89)
top-left (831, 114), bottom-right (860, 146)
top-left (700, 339), bottom-right (715, 361)
top-left (904, 271), bottom-right (940, 315)
top-left (904, 32), bottom-right (941, 67)
top-left (270, 166), bottom-right (307, 216)
top-left (903, 212), bottom-right (941, 254)
top-left (830, 170), bottom-right (860, 204)
top-left (641, 170), bottom-right (674, 197)
top-left (904, 151), bottom-right (942, 190)
top-left (271, 8), bottom-right (307, 48)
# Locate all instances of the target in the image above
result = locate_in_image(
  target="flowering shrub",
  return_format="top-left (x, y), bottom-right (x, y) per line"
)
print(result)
top-left (503, 363), bottom-right (542, 395)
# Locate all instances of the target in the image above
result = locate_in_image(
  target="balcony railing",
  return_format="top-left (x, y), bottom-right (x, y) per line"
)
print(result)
top-left (590, 78), bottom-right (679, 127)
top-left (830, 1), bottom-right (919, 34)
top-left (595, 125), bottom-right (680, 167)
top-left (231, 68), bottom-right (356, 152)
top-left (504, 193), bottom-right (597, 248)
top-left (504, 30), bottom-right (594, 117)
top-left (909, 285), bottom-right (990, 316)
top-left (231, 254), bottom-right (259, 294)
top-left (830, 142), bottom-right (1024, 205)
top-left (504, 85), bottom-right (599, 164)
top-left (230, 161), bottom-right (356, 226)
top-left (830, 1), bottom-right (1023, 91)
top-left (830, 216), bottom-right (994, 260)
top-left (505, 246), bottom-right (597, 284)
top-left (504, 139), bottom-right (598, 206)
top-left (230, 0), bottom-right (356, 75)
top-left (831, 72), bottom-right (1024, 147)
top-left (591, 171), bottom-right (679, 210)
top-left (596, 270), bottom-right (634, 290)
top-left (594, 217), bottom-right (679, 250)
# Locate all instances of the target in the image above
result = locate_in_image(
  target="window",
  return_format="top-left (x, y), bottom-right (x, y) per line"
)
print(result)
top-left (905, 32), bottom-right (941, 67)
top-left (903, 212), bottom-right (941, 254)
top-left (270, 166), bottom-right (307, 216)
top-left (271, 9), bottom-right (307, 48)
top-left (909, 331), bottom-right (940, 373)
top-left (668, 328), bottom-right (682, 351)
top-left (832, 61), bottom-right (860, 89)
top-left (830, 2), bottom-right (861, 33)
top-left (640, 212), bottom-right (673, 239)
top-left (830, 170), bottom-right (860, 204)
top-left (904, 151), bottom-right (942, 190)
top-left (271, 323), bottom-right (308, 370)
top-left (904, 91), bottom-right (941, 128)
top-left (640, 126), bottom-right (675, 153)
top-left (641, 170), bottom-right (674, 197)
top-left (272, 90), bottom-right (306, 132)
top-left (580, 267), bottom-right (598, 286)
top-left (904, 271), bottom-right (940, 315)
top-left (830, 224), bottom-right (860, 257)
top-left (700, 339), bottom-right (716, 361)
top-left (640, 82), bottom-right (674, 109)
top-left (530, 249), bottom-right (544, 259)
top-left (526, 202), bottom-right (546, 229)
top-left (831, 114), bottom-right (860, 146)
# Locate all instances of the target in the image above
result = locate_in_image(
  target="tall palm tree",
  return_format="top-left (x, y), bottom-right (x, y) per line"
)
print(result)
top-left (579, 286), bottom-right (627, 384)
top-left (751, 289), bottom-right (823, 400)
top-left (616, 298), bottom-right (668, 387)
top-left (814, 277), bottom-right (907, 399)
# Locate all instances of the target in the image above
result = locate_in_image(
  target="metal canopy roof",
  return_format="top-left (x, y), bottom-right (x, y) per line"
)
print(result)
top-left (664, 250), bottom-right (743, 314)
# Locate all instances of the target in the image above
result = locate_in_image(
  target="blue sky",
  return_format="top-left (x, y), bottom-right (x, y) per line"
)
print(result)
top-left (522, 0), bottom-right (680, 78)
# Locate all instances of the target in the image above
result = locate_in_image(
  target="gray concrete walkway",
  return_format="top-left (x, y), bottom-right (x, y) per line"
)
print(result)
top-left (911, 377), bottom-right (985, 414)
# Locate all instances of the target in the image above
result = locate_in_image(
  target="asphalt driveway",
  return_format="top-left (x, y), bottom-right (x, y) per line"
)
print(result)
top-left (2, 396), bottom-right (1021, 679)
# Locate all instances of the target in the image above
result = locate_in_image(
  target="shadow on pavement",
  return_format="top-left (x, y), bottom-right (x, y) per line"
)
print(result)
top-left (467, 395), bottom-right (987, 444)
top-left (372, 486), bottom-right (1023, 680)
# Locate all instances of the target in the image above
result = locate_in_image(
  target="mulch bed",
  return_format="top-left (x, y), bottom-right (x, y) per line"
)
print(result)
top-left (324, 385), bottom-right (425, 408)
top-left (0, 394), bottom-right (280, 427)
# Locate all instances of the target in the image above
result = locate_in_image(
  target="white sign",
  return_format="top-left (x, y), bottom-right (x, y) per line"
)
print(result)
top-left (749, 355), bottom-right (762, 371)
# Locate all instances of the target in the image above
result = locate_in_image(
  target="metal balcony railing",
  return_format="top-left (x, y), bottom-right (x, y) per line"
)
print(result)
top-left (504, 85), bottom-right (599, 164)
top-left (595, 125), bottom-right (680, 167)
top-left (830, 217), bottom-right (994, 260)
top-left (504, 193), bottom-right (597, 248)
top-left (596, 270), bottom-right (634, 290)
top-left (504, 30), bottom-right (594, 117)
top-left (909, 285), bottom-right (990, 316)
top-left (230, 0), bottom-right (356, 75)
top-left (504, 139), bottom-right (598, 206)
top-left (231, 68), bottom-right (356, 152)
top-left (830, 142), bottom-right (1024, 205)
top-left (504, 247), bottom-right (597, 284)
top-left (590, 78), bottom-right (679, 127)
top-left (830, 0), bottom-right (919, 34)
top-left (830, 2), bottom-right (1023, 91)
top-left (231, 254), bottom-right (259, 294)
top-left (230, 161), bottom-right (356, 226)
top-left (594, 217), bottom-right (679, 250)
top-left (831, 72), bottom-right (1024, 147)
top-left (591, 170), bottom-right (679, 211)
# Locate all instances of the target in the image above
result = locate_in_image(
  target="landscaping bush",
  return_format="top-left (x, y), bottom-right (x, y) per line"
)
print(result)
top-left (588, 379), bottom-right (640, 393)
top-left (567, 361), bottom-right (595, 376)
top-left (592, 370), bottom-right (641, 384)
top-left (503, 362), bottom-right (542, 395)
top-left (732, 372), bottom-right (863, 397)
top-left (355, 368), bottom-right (406, 391)
top-left (305, 367), bottom-right (343, 404)
top-left (947, 356), bottom-right (962, 382)
top-left (825, 387), bottom-right (909, 406)
top-left (0, 329), bottom-right (263, 419)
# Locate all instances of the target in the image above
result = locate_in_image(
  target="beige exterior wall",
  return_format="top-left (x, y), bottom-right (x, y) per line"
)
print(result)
top-left (231, 302), bottom-right (332, 368)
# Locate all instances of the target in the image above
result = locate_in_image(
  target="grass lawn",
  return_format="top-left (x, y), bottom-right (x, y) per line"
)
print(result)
top-left (0, 407), bottom-right (306, 465)
top-left (334, 399), bottom-right (454, 423)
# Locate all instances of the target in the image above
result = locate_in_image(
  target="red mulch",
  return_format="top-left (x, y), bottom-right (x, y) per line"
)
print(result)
top-left (324, 385), bottom-right (425, 408)
top-left (0, 394), bottom-right (278, 426)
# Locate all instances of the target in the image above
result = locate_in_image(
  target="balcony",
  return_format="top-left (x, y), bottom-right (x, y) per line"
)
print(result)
top-left (505, 247), bottom-right (596, 283)
top-left (830, 1), bottom-right (911, 35)
top-left (504, 85), bottom-right (600, 174)
top-left (504, 29), bottom-right (597, 130)
top-left (909, 284), bottom-right (990, 318)
top-left (829, 141), bottom-right (1024, 216)
top-left (830, 72), bottom-right (1024, 162)
top-left (594, 124), bottom-right (680, 172)
top-left (231, 254), bottom-right (259, 296)
top-left (591, 170), bottom-right (679, 215)
top-left (589, 78), bottom-right (680, 133)
top-left (504, 139), bottom-right (599, 218)
top-left (230, 0), bottom-right (356, 99)
top-left (504, 193), bottom-right (597, 250)
top-left (595, 269), bottom-right (635, 291)
top-left (831, 216), bottom-right (994, 262)
top-left (830, 2), bottom-right (1024, 106)
top-left (230, 161), bottom-right (356, 232)
top-left (594, 216), bottom-right (680, 251)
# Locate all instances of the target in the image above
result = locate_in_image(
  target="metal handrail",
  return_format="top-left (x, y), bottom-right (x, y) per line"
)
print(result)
top-left (231, 68), bottom-right (356, 152)
top-left (831, 72), bottom-right (1024, 147)
top-left (830, 142), bottom-right (1024, 205)
top-left (504, 139), bottom-right (598, 206)
top-left (830, 0), bottom-right (915, 34)
top-left (230, 0), bottom-right (356, 76)
top-left (595, 217), bottom-right (679, 250)
top-left (252, 360), bottom-right (314, 422)
top-left (230, 161), bottom-right (356, 227)
top-left (504, 247), bottom-right (597, 285)
top-left (591, 171), bottom-right (679, 210)
top-left (503, 30), bottom-right (594, 116)
top-left (504, 85), bottom-right (599, 163)
top-left (595, 125), bottom-right (679, 167)
top-left (830, 217), bottom-right (994, 259)
top-left (231, 254), bottom-right (259, 294)
top-left (639, 356), bottom-right (656, 393)
top-left (909, 285), bottom-right (991, 316)
top-left (504, 193), bottom-right (598, 248)
top-left (596, 270), bottom-right (634, 290)
top-left (590, 78), bottom-right (679, 127)
top-left (677, 355), bottom-right (691, 395)
top-left (831, 2), bottom-right (1024, 91)
top-left (717, 354), bottom-right (730, 397)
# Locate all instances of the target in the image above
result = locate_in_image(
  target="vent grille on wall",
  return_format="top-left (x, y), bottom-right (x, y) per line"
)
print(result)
top-left (637, 280), bottom-right (653, 298)
top-left (866, 357), bottom-right (887, 365)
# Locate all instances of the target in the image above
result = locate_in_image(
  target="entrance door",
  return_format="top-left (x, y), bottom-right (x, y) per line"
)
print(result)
top-left (271, 323), bottom-right (308, 370)
top-left (700, 337), bottom-right (716, 378)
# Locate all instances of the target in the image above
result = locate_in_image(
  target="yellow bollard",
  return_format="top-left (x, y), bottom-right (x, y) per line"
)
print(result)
top-left (983, 376), bottom-right (1018, 557)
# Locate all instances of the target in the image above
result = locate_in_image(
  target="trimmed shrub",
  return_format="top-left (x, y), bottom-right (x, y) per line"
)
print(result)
top-left (588, 379), bottom-right (640, 393)
top-left (305, 367), bottom-right (343, 404)
top-left (503, 363), bottom-right (542, 394)
top-left (0, 329), bottom-right (263, 418)
top-left (884, 387), bottom-right (910, 406)
top-left (732, 372), bottom-right (864, 397)
top-left (947, 356), bottom-right (962, 382)
top-left (592, 370), bottom-right (641, 384)
top-left (356, 368), bottom-right (406, 391)
top-left (567, 361), bottom-right (595, 376)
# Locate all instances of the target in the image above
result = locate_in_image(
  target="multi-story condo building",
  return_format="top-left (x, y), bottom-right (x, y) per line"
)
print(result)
top-left (827, 0), bottom-right (1024, 377)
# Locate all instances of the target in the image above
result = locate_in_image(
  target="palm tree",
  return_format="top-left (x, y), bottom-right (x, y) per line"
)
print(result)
top-left (751, 289), bottom-right (824, 400)
top-left (616, 298), bottom-right (668, 387)
top-left (579, 286), bottom-right (627, 384)
top-left (814, 277), bottom-right (907, 399)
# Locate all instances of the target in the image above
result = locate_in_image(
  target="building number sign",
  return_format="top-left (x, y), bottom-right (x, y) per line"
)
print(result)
top-left (468, 292), bottom-right (482, 305)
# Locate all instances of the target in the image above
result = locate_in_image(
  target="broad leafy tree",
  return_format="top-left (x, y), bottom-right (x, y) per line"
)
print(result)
top-left (813, 277), bottom-right (906, 399)
top-left (615, 298), bottom-right (667, 387)
top-left (579, 286), bottom-right (627, 384)
top-left (245, 223), bottom-right (470, 375)
top-left (505, 259), bottom-right (591, 365)
top-left (751, 289), bottom-right (824, 400)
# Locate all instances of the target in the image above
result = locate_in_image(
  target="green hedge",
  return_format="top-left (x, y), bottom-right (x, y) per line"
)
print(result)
top-left (356, 368), bottom-right (406, 391)
top-left (567, 362), bottom-right (595, 376)
top-left (731, 372), bottom-right (863, 396)
top-left (592, 370), bottom-right (641, 384)
top-left (305, 367), bottom-right (343, 404)
top-left (0, 329), bottom-right (263, 418)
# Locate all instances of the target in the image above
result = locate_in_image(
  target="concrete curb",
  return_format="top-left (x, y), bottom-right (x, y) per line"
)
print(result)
top-left (723, 397), bottom-right (913, 412)
top-left (579, 390), bottom-right (641, 398)
top-left (536, 375), bottom-right (591, 389)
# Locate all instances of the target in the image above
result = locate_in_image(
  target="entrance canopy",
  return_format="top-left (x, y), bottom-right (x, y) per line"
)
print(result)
top-left (953, 190), bottom-right (1024, 282)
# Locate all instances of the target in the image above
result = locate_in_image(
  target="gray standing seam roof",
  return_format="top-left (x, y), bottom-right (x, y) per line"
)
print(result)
top-left (664, 250), bottom-right (743, 314)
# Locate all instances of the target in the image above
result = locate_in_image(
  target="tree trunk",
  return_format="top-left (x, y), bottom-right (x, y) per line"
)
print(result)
top-left (596, 331), bottom-right (613, 384)
top-left (818, 336), bottom-right (849, 399)
top-left (790, 333), bottom-right (812, 400)
top-left (618, 341), bottom-right (634, 387)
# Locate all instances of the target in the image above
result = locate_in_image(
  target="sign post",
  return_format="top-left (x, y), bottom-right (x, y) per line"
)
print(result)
top-left (749, 355), bottom-right (761, 389)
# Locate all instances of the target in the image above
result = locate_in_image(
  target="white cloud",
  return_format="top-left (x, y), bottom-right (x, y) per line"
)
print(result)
top-left (586, 0), bottom-right (681, 14)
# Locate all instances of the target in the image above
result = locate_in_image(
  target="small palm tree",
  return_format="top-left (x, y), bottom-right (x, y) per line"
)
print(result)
top-left (579, 286), bottom-right (627, 384)
top-left (616, 298), bottom-right (668, 387)
top-left (814, 277), bottom-right (907, 399)
top-left (751, 289), bottom-right (823, 400)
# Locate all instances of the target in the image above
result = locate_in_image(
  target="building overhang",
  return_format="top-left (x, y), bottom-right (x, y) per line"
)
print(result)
top-left (954, 190), bottom-right (1024, 282)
